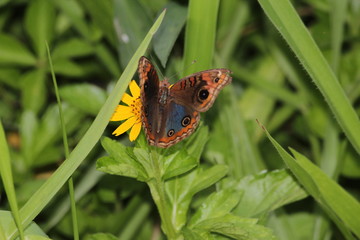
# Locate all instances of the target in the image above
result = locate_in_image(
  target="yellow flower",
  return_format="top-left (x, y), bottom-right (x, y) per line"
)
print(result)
top-left (110, 80), bottom-right (142, 141)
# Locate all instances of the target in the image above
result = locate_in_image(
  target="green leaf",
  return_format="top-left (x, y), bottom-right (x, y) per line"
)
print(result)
top-left (59, 84), bottom-right (107, 115)
top-left (0, 68), bottom-right (21, 89)
top-left (52, 59), bottom-right (86, 77)
top-left (188, 189), bottom-right (241, 227)
top-left (184, 125), bottom-right (209, 161)
top-left (162, 150), bottom-right (198, 180)
top-left (0, 34), bottom-right (36, 66)
top-left (52, 0), bottom-right (90, 38)
top-left (97, 156), bottom-right (148, 181)
top-left (21, 69), bottom-right (46, 113)
top-left (98, 137), bottom-right (148, 181)
top-left (78, 0), bottom-right (116, 46)
top-left (182, 228), bottom-right (205, 240)
top-left (268, 212), bottom-right (316, 240)
top-left (165, 165), bottom-right (228, 231)
top-left (20, 110), bottom-right (38, 167)
top-left (232, 169), bottom-right (307, 217)
top-left (25, 0), bottom-right (55, 57)
top-left (265, 128), bottom-right (360, 238)
top-left (153, 2), bottom-right (187, 66)
top-left (190, 214), bottom-right (277, 240)
top-left (51, 38), bottom-right (93, 59)
top-left (84, 233), bottom-right (118, 240)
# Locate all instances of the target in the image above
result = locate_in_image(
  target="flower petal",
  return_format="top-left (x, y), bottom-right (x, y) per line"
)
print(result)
top-left (110, 105), bottom-right (134, 121)
top-left (112, 116), bottom-right (137, 136)
top-left (121, 93), bottom-right (134, 106)
top-left (129, 80), bottom-right (140, 98)
top-left (129, 121), bottom-right (142, 141)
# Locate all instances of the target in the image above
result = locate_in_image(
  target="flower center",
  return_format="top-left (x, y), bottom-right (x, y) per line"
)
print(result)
top-left (131, 97), bottom-right (142, 120)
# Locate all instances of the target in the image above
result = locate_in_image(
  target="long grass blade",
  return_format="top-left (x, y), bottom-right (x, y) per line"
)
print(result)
top-left (0, 121), bottom-right (25, 240)
top-left (6, 9), bottom-right (166, 239)
top-left (258, 0), bottom-right (360, 155)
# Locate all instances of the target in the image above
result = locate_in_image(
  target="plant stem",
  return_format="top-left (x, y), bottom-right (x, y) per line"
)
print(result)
top-left (148, 150), bottom-right (178, 239)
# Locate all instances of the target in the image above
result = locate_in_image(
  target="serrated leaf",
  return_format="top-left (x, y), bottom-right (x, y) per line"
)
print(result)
top-left (84, 233), bottom-right (118, 240)
top-left (100, 137), bottom-right (148, 181)
top-left (189, 189), bottom-right (241, 227)
top-left (182, 227), bottom-right (205, 240)
top-left (59, 84), bottom-right (107, 115)
top-left (25, 0), bottom-right (55, 57)
top-left (51, 38), bottom-right (93, 59)
top-left (133, 148), bottom-right (153, 179)
top-left (0, 34), bottom-right (36, 66)
top-left (166, 165), bottom-right (228, 231)
top-left (190, 165), bottom-right (229, 195)
top-left (232, 169), bottom-right (307, 217)
top-left (96, 156), bottom-right (147, 181)
top-left (153, 2), bottom-right (187, 66)
top-left (185, 125), bottom-right (209, 161)
top-left (191, 214), bottom-right (277, 240)
top-left (163, 150), bottom-right (198, 180)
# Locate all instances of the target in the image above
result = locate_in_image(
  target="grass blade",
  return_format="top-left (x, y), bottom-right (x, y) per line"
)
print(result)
top-left (258, 0), bottom-right (360, 155)
top-left (0, 121), bottom-right (25, 240)
top-left (183, 0), bottom-right (220, 74)
top-left (263, 124), bottom-right (360, 239)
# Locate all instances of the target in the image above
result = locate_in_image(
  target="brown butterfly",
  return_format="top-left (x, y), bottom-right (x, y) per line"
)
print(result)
top-left (138, 56), bottom-right (232, 148)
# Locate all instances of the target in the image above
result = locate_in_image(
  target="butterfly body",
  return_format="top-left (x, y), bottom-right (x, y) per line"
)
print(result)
top-left (139, 56), bottom-right (232, 148)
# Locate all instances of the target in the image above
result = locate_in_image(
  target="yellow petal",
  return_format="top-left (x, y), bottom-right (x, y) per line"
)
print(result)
top-left (110, 105), bottom-right (134, 121)
top-left (112, 116), bottom-right (137, 136)
top-left (129, 80), bottom-right (140, 97)
top-left (121, 93), bottom-right (134, 106)
top-left (129, 121), bottom-right (142, 141)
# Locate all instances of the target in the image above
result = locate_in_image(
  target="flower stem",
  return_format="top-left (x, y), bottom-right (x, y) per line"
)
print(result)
top-left (148, 150), bottom-right (178, 239)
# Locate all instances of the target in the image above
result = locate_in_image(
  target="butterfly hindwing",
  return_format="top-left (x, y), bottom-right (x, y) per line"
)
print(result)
top-left (155, 102), bottom-right (200, 148)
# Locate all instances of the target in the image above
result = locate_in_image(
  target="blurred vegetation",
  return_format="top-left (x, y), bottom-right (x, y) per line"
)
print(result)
top-left (0, 0), bottom-right (359, 239)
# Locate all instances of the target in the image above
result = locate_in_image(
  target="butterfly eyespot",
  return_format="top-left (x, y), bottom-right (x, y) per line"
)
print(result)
top-left (167, 129), bottom-right (175, 137)
top-left (181, 116), bottom-right (191, 127)
top-left (214, 77), bottom-right (220, 83)
top-left (198, 89), bottom-right (209, 101)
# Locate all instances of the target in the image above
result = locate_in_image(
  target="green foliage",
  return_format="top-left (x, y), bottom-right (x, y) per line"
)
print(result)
top-left (0, 0), bottom-right (359, 239)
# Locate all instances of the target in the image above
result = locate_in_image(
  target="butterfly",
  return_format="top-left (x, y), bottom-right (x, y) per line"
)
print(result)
top-left (138, 56), bottom-right (232, 148)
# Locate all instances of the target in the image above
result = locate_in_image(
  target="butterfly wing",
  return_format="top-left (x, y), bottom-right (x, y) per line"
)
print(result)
top-left (138, 56), bottom-right (161, 145)
top-left (170, 69), bottom-right (232, 112)
top-left (154, 102), bottom-right (200, 148)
